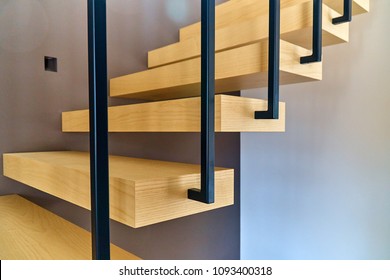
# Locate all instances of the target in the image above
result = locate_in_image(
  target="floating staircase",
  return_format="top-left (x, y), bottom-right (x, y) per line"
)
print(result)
top-left (1, 0), bottom-right (370, 259)
top-left (149, 1), bottom-right (348, 68)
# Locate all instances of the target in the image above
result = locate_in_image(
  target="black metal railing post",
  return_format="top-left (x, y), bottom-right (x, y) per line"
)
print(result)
top-left (255, 0), bottom-right (280, 120)
top-left (301, 0), bottom-right (322, 64)
top-left (188, 0), bottom-right (215, 204)
top-left (333, 0), bottom-right (352, 24)
top-left (87, 0), bottom-right (110, 260)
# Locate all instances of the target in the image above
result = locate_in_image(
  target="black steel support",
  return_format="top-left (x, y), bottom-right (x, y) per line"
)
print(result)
top-left (332, 0), bottom-right (352, 24)
top-left (88, 0), bottom-right (110, 260)
top-left (301, 0), bottom-right (323, 64)
top-left (255, 0), bottom-right (280, 120)
top-left (188, 0), bottom-right (215, 204)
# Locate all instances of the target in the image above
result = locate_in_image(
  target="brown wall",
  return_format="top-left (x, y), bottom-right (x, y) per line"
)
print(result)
top-left (0, 0), bottom-right (240, 259)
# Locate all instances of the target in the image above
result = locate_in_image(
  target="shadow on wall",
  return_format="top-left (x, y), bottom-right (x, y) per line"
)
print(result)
top-left (241, 0), bottom-right (390, 260)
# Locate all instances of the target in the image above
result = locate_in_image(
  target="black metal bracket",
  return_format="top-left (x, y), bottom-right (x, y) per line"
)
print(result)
top-left (255, 0), bottom-right (280, 120)
top-left (188, 0), bottom-right (215, 204)
top-left (301, 0), bottom-right (323, 64)
top-left (332, 0), bottom-right (352, 24)
top-left (88, 0), bottom-right (110, 260)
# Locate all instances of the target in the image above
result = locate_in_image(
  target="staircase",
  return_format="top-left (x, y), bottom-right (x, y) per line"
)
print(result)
top-left (1, 0), bottom-right (370, 259)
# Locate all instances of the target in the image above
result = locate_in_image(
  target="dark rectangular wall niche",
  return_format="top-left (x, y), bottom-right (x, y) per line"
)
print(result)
top-left (44, 56), bottom-right (57, 72)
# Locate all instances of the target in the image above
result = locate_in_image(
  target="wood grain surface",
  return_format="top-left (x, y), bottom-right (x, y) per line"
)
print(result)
top-left (0, 195), bottom-right (140, 260)
top-left (3, 152), bottom-right (234, 228)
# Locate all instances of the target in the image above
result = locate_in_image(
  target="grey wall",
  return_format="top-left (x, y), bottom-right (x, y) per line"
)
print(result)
top-left (0, 0), bottom-right (240, 259)
top-left (241, 0), bottom-right (390, 259)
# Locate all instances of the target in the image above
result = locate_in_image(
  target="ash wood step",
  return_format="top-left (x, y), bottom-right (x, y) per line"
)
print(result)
top-left (149, 2), bottom-right (347, 68)
top-left (62, 95), bottom-right (285, 133)
top-left (179, 0), bottom-right (369, 41)
top-left (111, 40), bottom-right (321, 100)
top-left (0, 195), bottom-right (140, 260)
top-left (3, 152), bottom-right (234, 228)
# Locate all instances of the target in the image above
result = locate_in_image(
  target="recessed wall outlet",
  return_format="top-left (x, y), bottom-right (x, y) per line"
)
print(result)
top-left (44, 56), bottom-right (57, 72)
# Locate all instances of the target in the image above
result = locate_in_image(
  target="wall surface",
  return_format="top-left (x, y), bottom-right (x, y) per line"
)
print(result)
top-left (0, 0), bottom-right (240, 259)
top-left (241, 0), bottom-right (390, 259)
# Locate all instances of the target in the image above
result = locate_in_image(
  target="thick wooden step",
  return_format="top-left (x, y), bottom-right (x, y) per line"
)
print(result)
top-left (0, 195), bottom-right (140, 260)
top-left (3, 152), bottom-right (234, 228)
top-left (111, 40), bottom-right (321, 100)
top-left (179, 0), bottom-right (369, 41)
top-left (149, 1), bottom-right (348, 68)
top-left (62, 95), bottom-right (285, 133)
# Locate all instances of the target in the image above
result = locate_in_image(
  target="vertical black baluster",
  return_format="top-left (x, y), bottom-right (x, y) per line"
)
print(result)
top-left (88, 0), bottom-right (110, 260)
top-left (255, 0), bottom-right (280, 120)
top-left (188, 0), bottom-right (215, 204)
top-left (333, 0), bottom-right (352, 24)
top-left (301, 0), bottom-right (323, 64)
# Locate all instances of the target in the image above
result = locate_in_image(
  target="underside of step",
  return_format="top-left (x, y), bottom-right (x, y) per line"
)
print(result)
top-left (149, 1), bottom-right (348, 68)
top-left (111, 40), bottom-right (321, 100)
top-left (326, 0), bottom-right (369, 15)
top-left (3, 152), bottom-right (234, 228)
top-left (178, 0), bottom-right (369, 42)
top-left (62, 95), bottom-right (285, 133)
top-left (0, 195), bottom-right (140, 260)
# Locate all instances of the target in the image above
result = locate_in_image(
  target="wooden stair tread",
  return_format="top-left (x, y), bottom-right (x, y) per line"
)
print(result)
top-left (179, 0), bottom-right (369, 41)
top-left (62, 95), bottom-right (285, 133)
top-left (149, 2), bottom-right (348, 68)
top-left (111, 40), bottom-right (321, 100)
top-left (0, 195), bottom-right (140, 260)
top-left (3, 152), bottom-right (234, 228)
